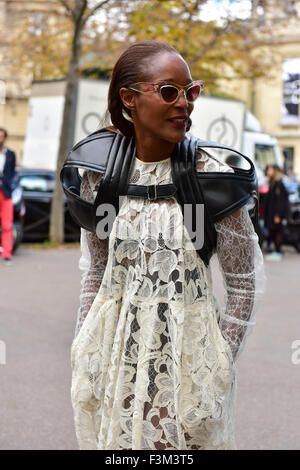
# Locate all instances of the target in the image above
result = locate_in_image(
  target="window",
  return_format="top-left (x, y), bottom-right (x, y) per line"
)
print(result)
top-left (254, 144), bottom-right (277, 170)
top-left (283, 146), bottom-right (294, 174)
top-left (19, 174), bottom-right (55, 193)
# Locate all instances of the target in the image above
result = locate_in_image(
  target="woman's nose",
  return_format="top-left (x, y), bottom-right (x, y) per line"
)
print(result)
top-left (176, 89), bottom-right (189, 107)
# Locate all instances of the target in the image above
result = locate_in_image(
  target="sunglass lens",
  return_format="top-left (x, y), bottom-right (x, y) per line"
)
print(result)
top-left (160, 85), bottom-right (178, 103)
top-left (186, 85), bottom-right (201, 102)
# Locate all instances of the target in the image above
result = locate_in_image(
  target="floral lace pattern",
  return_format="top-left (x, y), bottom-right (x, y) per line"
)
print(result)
top-left (71, 147), bottom-right (266, 450)
top-left (74, 172), bottom-right (109, 338)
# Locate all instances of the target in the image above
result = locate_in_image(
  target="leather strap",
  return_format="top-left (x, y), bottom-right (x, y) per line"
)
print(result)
top-left (171, 136), bottom-right (217, 267)
top-left (124, 183), bottom-right (177, 200)
top-left (60, 129), bottom-right (259, 265)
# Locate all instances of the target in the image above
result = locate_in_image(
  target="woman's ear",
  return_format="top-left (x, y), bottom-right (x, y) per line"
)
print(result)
top-left (119, 87), bottom-right (135, 111)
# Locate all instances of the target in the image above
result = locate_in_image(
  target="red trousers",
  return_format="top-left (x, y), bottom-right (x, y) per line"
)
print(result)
top-left (0, 189), bottom-right (13, 259)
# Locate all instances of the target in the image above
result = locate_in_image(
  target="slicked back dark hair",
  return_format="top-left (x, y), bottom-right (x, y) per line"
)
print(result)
top-left (0, 127), bottom-right (8, 138)
top-left (106, 40), bottom-right (185, 137)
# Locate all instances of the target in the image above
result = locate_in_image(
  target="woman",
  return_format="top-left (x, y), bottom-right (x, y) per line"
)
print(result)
top-left (264, 164), bottom-right (289, 260)
top-left (70, 40), bottom-right (266, 450)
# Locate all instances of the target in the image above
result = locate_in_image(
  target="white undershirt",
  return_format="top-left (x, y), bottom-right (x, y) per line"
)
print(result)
top-left (0, 150), bottom-right (5, 175)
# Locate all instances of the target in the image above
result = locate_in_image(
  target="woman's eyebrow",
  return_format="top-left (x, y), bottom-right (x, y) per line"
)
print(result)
top-left (156, 78), bottom-right (193, 85)
top-left (157, 78), bottom-right (174, 82)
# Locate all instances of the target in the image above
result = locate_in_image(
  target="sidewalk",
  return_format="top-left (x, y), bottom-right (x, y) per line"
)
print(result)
top-left (0, 247), bottom-right (80, 450)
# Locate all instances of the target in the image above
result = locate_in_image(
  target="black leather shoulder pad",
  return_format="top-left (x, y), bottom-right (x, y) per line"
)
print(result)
top-left (60, 128), bottom-right (135, 233)
top-left (195, 140), bottom-right (258, 223)
top-left (63, 128), bottom-right (119, 173)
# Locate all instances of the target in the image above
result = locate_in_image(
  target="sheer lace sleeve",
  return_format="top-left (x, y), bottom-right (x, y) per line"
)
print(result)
top-left (196, 148), bottom-right (234, 173)
top-left (195, 147), bottom-right (266, 361)
top-left (214, 205), bottom-right (267, 362)
top-left (74, 170), bottom-right (109, 339)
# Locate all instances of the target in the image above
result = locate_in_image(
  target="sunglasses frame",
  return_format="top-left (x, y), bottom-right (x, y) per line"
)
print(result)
top-left (128, 80), bottom-right (204, 104)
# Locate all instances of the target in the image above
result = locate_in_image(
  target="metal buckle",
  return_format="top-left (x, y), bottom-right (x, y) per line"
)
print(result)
top-left (147, 184), bottom-right (157, 200)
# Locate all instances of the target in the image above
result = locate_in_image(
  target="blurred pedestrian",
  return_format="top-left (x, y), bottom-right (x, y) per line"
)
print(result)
top-left (0, 127), bottom-right (16, 265)
top-left (225, 153), bottom-right (242, 167)
top-left (262, 164), bottom-right (274, 253)
top-left (264, 164), bottom-right (289, 260)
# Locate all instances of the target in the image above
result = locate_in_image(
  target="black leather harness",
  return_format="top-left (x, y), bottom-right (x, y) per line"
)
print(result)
top-left (60, 128), bottom-right (258, 266)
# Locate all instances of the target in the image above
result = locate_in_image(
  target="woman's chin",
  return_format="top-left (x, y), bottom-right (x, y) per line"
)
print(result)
top-left (162, 127), bottom-right (187, 143)
top-left (169, 132), bottom-right (187, 144)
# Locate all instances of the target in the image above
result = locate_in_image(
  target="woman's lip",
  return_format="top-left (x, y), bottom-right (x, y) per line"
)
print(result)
top-left (168, 120), bottom-right (186, 128)
top-left (168, 116), bottom-right (188, 120)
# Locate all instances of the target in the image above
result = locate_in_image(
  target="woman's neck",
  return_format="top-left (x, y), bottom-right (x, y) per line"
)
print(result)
top-left (135, 134), bottom-right (175, 163)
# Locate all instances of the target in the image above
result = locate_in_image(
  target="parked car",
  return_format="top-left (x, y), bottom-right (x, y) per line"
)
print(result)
top-left (258, 177), bottom-right (300, 252)
top-left (0, 173), bottom-right (25, 253)
top-left (16, 168), bottom-right (80, 242)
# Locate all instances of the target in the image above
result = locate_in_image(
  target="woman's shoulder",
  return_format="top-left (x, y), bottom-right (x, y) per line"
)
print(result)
top-left (195, 146), bottom-right (234, 174)
top-left (80, 127), bottom-right (122, 188)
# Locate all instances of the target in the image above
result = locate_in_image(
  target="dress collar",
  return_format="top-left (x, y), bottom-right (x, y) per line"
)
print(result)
top-left (135, 155), bottom-right (171, 165)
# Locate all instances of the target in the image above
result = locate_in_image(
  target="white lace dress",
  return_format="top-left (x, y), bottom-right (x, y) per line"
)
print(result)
top-left (70, 147), bottom-right (266, 450)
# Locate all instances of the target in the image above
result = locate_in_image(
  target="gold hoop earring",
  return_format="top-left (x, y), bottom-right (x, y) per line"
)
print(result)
top-left (122, 108), bottom-right (134, 123)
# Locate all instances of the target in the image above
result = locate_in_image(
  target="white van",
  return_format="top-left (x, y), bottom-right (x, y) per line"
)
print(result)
top-left (189, 95), bottom-right (283, 185)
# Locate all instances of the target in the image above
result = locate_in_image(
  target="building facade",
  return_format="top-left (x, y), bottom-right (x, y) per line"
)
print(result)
top-left (0, 1), bottom-right (32, 160)
top-left (225, 1), bottom-right (300, 178)
top-left (0, 0), bottom-right (64, 161)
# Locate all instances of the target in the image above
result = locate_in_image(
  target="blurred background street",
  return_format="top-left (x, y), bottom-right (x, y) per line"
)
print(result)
top-left (0, 245), bottom-right (299, 450)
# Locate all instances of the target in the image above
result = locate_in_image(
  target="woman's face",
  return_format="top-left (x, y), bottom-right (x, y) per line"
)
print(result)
top-left (266, 166), bottom-right (275, 178)
top-left (120, 52), bottom-right (195, 144)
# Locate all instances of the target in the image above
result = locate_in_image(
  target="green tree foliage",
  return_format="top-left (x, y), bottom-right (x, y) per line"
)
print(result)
top-left (103, 0), bottom-right (273, 94)
top-left (2, 0), bottom-right (275, 93)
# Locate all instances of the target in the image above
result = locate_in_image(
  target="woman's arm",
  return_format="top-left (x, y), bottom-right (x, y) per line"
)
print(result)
top-left (195, 147), bottom-right (266, 360)
top-left (74, 170), bottom-right (109, 338)
top-left (214, 204), bottom-right (267, 362)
